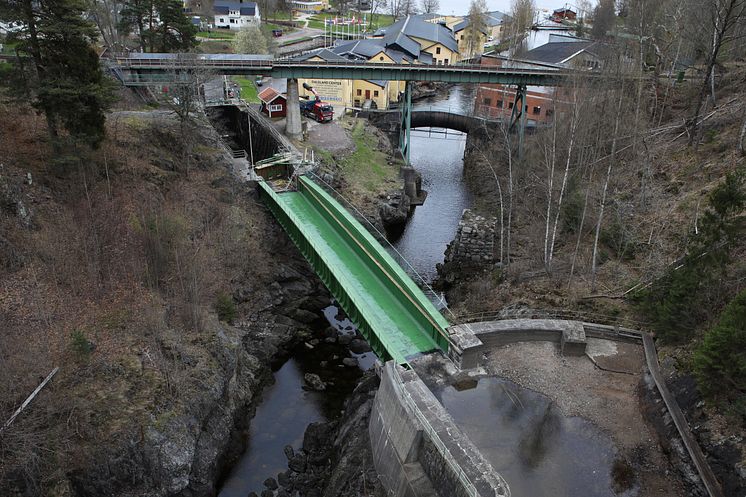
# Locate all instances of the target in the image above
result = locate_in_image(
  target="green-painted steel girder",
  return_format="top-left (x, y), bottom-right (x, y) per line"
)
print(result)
top-left (258, 177), bottom-right (450, 366)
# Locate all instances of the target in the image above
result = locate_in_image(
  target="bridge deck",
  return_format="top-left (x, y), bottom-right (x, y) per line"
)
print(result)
top-left (260, 176), bottom-right (449, 365)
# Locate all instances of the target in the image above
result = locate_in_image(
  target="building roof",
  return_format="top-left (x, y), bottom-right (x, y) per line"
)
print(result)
top-left (333, 39), bottom-right (388, 59)
top-left (293, 48), bottom-right (349, 62)
top-left (214, 1), bottom-right (257, 15)
top-left (523, 41), bottom-right (597, 64)
top-left (384, 15), bottom-right (458, 53)
top-left (293, 15), bottom-right (457, 65)
top-left (364, 79), bottom-right (387, 88)
top-left (258, 87), bottom-right (285, 103)
top-left (485, 11), bottom-right (509, 26)
top-left (452, 18), bottom-right (489, 34)
top-left (553, 8), bottom-right (576, 14)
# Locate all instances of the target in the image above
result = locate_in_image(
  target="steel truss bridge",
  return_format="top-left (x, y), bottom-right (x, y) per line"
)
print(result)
top-left (109, 53), bottom-right (570, 163)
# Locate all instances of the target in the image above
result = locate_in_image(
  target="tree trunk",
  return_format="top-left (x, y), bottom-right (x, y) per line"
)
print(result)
top-left (548, 92), bottom-right (580, 273)
top-left (591, 89), bottom-right (625, 290)
top-left (544, 105), bottom-right (557, 271)
top-left (688, 0), bottom-right (742, 146)
top-left (739, 114), bottom-right (746, 156)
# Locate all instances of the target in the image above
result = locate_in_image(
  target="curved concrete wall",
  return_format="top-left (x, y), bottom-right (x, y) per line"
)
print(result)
top-left (369, 362), bottom-right (510, 497)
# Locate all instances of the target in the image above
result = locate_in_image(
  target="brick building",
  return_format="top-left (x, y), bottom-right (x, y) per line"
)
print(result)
top-left (474, 37), bottom-right (601, 124)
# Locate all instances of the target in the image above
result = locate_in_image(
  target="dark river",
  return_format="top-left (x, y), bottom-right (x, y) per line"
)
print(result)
top-left (438, 377), bottom-right (630, 497)
top-left (392, 84), bottom-right (475, 283)
top-left (218, 304), bottom-right (372, 497)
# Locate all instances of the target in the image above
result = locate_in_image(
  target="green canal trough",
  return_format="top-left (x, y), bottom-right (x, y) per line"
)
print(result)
top-left (259, 175), bottom-right (450, 365)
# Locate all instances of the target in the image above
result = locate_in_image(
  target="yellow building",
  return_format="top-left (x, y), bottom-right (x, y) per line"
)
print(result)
top-left (453, 18), bottom-right (488, 59)
top-left (293, 17), bottom-right (458, 109)
top-left (288, 0), bottom-right (327, 13)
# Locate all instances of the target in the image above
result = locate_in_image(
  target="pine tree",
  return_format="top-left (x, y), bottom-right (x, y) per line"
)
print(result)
top-left (1, 0), bottom-right (112, 147)
top-left (694, 288), bottom-right (746, 416)
top-left (119, 0), bottom-right (196, 52)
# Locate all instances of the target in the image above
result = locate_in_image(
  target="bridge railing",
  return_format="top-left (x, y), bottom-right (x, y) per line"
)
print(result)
top-left (110, 53), bottom-right (568, 76)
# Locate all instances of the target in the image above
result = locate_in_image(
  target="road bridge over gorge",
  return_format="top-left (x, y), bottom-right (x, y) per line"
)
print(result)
top-left (108, 53), bottom-right (569, 160)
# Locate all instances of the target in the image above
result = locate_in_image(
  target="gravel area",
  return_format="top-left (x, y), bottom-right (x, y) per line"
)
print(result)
top-left (483, 340), bottom-right (686, 496)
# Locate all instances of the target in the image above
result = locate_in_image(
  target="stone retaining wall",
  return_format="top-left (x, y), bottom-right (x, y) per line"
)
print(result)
top-left (443, 209), bottom-right (496, 268)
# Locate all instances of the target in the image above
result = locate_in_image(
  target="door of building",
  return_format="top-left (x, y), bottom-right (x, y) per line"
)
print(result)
top-left (365, 90), bottom-right (371, 99)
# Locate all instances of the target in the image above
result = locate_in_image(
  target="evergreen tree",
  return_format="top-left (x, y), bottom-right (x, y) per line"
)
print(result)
top-left (1, 0), bottom-right (112, 147)
top-left (694, 288), bottom-right (746, 419)
top-left (635, 168), bottom-right (745, 343)
top-left (119, 0), bottom-right (196, 52)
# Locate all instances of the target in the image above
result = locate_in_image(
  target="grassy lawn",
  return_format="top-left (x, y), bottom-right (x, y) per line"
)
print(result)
top-left (306, 12), bottom-right (394, 32)
top-left (338, 119), bottom-right (398, 192)
top-left (233, 76), bottom-right (260, 103)
top-left (265, 10), bottom-right (293, 20)
top-left (197, 30), bottom-right (235, 39)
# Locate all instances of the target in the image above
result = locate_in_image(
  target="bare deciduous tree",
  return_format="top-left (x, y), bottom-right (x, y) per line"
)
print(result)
top-left (420, 0), bottom-right (438, 14)
top-left (464, 0), bottom-right (488, 59)
top-left (688, 0), bottom-right (746, 145)
top-left (504, 0), bottom-right (535, 57)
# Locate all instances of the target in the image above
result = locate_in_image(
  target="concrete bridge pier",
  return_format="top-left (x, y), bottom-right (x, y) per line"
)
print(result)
top-left (286, 78), bottom-right (302, 140)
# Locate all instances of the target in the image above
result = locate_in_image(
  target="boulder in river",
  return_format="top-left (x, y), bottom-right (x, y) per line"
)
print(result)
top-left (303, 373), bottom-right (326, 391)
top-left (349, 338), bottom-right (372, 354)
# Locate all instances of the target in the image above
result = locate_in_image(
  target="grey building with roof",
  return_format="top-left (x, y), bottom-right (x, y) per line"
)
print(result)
top-left (290, 15), bottom-right (459, 109)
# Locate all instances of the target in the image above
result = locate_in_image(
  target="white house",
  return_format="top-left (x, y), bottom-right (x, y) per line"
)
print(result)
top-left (213, 1), bottom-right (260, 30)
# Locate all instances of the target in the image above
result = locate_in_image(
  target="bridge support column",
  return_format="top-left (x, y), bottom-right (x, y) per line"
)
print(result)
top-left (285, 78), bottom-right (302, 140)
top-left (399, 81), bottom-right (412, 165)
top-left (509, 84), bottom-right (527, 161)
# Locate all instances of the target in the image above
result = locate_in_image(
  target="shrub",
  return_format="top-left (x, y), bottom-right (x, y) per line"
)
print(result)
top-left (215, 292), bottom-right (237, 324)
top-left (70, 329), bottom-right (93, 359)
top-left (693, 288), bottom-right (746, 418)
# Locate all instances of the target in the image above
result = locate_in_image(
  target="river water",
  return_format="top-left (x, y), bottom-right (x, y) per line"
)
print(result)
top-left (218, 304), bottom-right (370, 497)
top-left (392, 84), bottom-right (476, 283)
top-left (436, 377), bottom-right (630, 496)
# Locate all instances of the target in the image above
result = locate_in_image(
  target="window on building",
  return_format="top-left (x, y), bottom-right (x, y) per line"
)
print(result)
top-left (374, 90), bottom-right (379, 97)
top-left (461, 35), bottom-right (464, 40)
top-left (533, 106), bottom-right (541, 115)
top-left (508, 102), bottom-right (514, 109)
top-left (444, 59), bottom-right (449, 65)
top-left (379, 56), bottom-right (384, 61)
top-left (230, 18), bottom-right (235, 23)
top-left (269, 104), bottom-right (283, 111)
top-left (436, 47), bottom-right (441, 54)
top-left (483, 97), bottom-right (491, 106)
top-left (219, 17), bottom-right (224, 22)
top-left (356, 89), bottom-right (362, 96)
top-left (496, 100), bottom-right (503, 108)
top-left (546, 109), bottom-right (554, 118)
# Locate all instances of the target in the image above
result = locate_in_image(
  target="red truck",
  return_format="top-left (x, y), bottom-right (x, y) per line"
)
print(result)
top-left (300, 83), bottom-right (334, 123)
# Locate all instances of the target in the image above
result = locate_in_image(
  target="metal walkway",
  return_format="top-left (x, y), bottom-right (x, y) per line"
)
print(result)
top-left (259, 175), bottom-right (450, 365)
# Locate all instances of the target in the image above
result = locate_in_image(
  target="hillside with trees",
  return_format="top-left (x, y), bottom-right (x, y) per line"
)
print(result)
top-left (443, 0), bottom-right (746, 491)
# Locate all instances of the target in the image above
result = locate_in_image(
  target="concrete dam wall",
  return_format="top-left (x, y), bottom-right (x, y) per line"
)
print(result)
top-left (369, 362), bottom-right (510, 497)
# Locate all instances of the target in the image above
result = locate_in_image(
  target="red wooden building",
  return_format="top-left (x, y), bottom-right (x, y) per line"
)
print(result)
top-left (258, 87), bottom-right (287, 118)
top-left (552, 8), bottom-right (577, 22)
